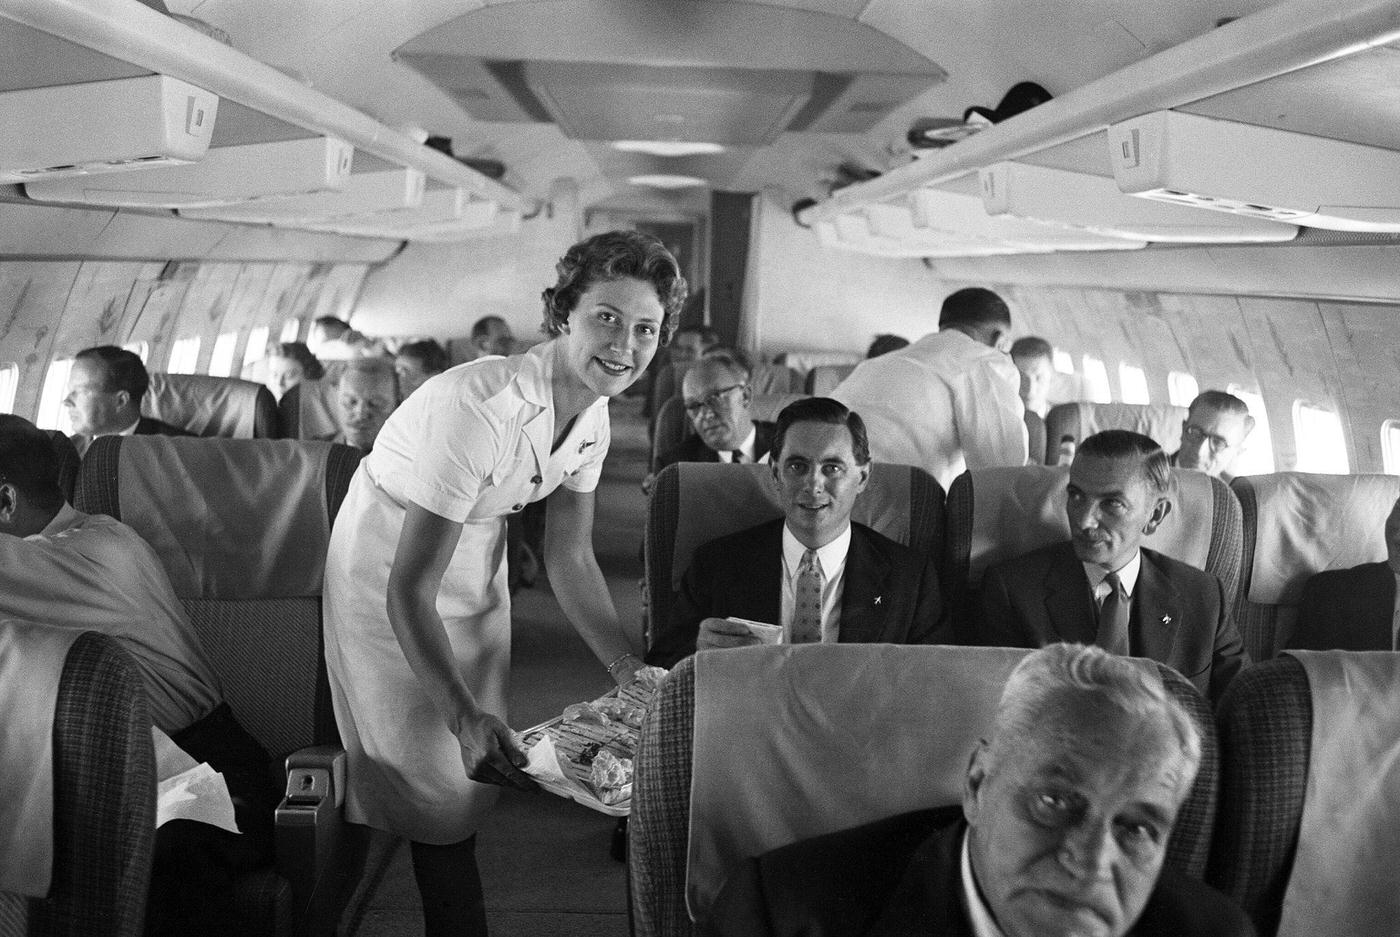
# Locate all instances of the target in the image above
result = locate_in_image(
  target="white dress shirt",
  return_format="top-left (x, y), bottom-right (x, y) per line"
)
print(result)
top-left (1082, 549), bottom-right (1143, 608)
top-left (716, 425), bottom-right (758, 463)
top-left (960, 830), bottom-right (1006, 937)
top-left (832, 329), bottom-right (1027, 491)
top-left (779, 524), bottom-right (851, 642)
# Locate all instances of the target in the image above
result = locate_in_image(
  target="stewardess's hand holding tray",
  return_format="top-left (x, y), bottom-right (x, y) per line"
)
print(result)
top-left (517, 665), bottom-right (667, 815)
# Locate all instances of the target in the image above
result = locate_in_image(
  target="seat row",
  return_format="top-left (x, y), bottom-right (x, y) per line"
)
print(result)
top-left (5, 434), bottom-right (367, 936)
top-left (123, 370), bottom-right (351, 441)
top-left (644, 460), bottom-right (1400, 664)
top-left (628, 643), bottom-right (1397, 937)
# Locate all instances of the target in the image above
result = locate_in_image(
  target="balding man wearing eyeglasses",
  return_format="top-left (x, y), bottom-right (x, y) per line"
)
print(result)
top-left (656, 350), bottom-right (776, 471)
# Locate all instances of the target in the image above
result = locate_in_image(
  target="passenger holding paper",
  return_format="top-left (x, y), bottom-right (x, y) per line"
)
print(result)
top-left (322, 231), bottom-right (686, 937)
top-left (0, 415), bottom-right (274, 937)
top-left (648, 397), bottom-right (946, 668)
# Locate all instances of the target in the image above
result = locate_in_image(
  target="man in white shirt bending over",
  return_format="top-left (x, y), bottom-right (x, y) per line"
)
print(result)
top-left (833, 286), bottom-right (1027, 490)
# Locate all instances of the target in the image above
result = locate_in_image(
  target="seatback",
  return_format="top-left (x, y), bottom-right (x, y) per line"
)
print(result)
top-left (1211, 651), bottom-right (1400, 936)
top-left (942, 465), bottom-right (1243, 638)
top-left (630, 645), bottom-right (1220, 937)
top-left (1044, 401), bottom-right (1188, 453)
top-left (45, 430), bottom-right (80, 505)
top-left (649, 361), bottom-right (692, 428)
top-left (1208, 655), bottom-right (1310, 937)
top-left (276, 377), bottom-right (341, 441)
top-left (1229, 472), bottom-right (1400, 660)
top-left (645, 461), bottom-right (943, 652)
top-left (144, 373), bottom-right (280, 439)
top-left (0, 631), bottom-right (156, 937)
top-left (803, 363), bottom-right (856, 396)
top-left (649, 392), bottom-right (809, 472)
top-left (74, 436), bottom-right (363, 760)
top-left (1024, 410), bottom-right (1048, 465)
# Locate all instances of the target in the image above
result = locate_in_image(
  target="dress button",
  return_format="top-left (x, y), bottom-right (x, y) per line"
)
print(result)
top-left (531, 475), bottom-right (542, 484)
top-left (512, 503), bottom-right (524, 512)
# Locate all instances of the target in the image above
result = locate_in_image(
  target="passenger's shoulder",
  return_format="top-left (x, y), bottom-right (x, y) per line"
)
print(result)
top-left (1141, 547), bottom-right (1219, 585)
top-left (694, 518), bottom-right (784, 560)
top-left (988, 539), bottom-right (1074, 576)
top-left (1138, 868), bottom-right (1255, 937)
top-left (758, 806), bottom-right (958, 877)
top-left (849, 522), bottom-right (920, 563)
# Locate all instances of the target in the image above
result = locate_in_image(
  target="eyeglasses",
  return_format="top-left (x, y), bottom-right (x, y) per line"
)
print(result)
top-left (683, 383), bottom-right (746, 417)
top-left (1182, 424), bottom-right (1234, 452)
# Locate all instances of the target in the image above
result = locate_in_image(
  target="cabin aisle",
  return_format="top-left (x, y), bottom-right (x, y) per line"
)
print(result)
top-left (343, 396), bottom-right (651, 937)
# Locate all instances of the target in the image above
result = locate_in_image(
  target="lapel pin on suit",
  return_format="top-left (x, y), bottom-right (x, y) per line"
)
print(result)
top-left (1161, 614), bottom-right (1172, 625)
top-left (874, 595), bottom-right (882, 605)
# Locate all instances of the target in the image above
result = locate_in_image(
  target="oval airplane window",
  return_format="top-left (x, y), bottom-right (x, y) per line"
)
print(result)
top-left (1383, 420), bottom-right (1400, 476)
top-left (280, 318), bottom-right (302, 343)
top-left (1081, 355), bottom-right (1111, 403)
top-left (1293, 401), bottom-right (1349, 474)
top-left (0, 362), bottom-right (17, 413)
top-left (1118, 363), bottom-right (1150, 404)
top-left (1168, 371), bottom-right (1199, 408)
top-left (36, 359), bottom-right (74, 432)
top-left (208, 331), bottom-right (239, 378)
top-left (1226, 384), bottom-right (1276, 475)
top-left (166, 337), bottom-right (202, 375)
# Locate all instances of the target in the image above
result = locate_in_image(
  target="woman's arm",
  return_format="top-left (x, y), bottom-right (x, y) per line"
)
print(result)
top-left (387, 503), bottom-right (535, 789)
top-left (544, 486), bottom-right (644, 684)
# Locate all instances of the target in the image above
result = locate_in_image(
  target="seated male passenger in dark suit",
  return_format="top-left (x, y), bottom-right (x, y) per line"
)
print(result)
top-left (647, 397), bottom-right (946, 668)
top-left (1171, 390), bottom-right (1255, 481)
top-left (702, 643), bottom-right (1254, 937)
top-left (62, 344), bottom-right (192, 455)
top-left (0, 415), bottom-right (276, 936)
top-left (979, 430), bottom-right (1247, 703)
top-left (1289, 494), bottom-right (1400, 651)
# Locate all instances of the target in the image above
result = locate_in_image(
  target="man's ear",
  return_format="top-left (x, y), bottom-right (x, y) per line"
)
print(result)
top-left (990, 328), bottom-right (1011, 353)
top-left (1143, 496), bottom-right (1173, 534)
top-left (0, 482), bottom-right (18, 525)
top-left (114, 389), bottom-right (131, 412)
top-left (855, 459), bottom-right (872, 493)
top-left (963, 741), bottom-right (991, 821)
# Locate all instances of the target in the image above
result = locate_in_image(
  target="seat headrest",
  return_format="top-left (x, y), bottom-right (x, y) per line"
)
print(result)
top-left (961, 465), bottom-right (1225, 585)
top-left (1045, 401), bottom-right (1188, 452)
top-left (668, 461), bottom-right (915, 592)
top-left (144, 373), bottom-right (277, 438)
top-left (1237, 473), bottom-right (1400, 604)
top-left (290, 378), bottom-right (341, 440)
top-left (748, 363), bottom-right (799, 395)
top-left (683, 644), bottom-right (1015, 917)
top-left (77, 436), bottom-right (347, 598)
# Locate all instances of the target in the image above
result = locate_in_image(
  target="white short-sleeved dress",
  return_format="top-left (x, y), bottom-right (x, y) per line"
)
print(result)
top-left (323, 343), bottom-right (610, 843)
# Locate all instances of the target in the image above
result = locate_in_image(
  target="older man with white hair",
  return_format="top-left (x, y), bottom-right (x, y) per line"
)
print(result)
top-left (702, 643), bottom-right (1254, 937)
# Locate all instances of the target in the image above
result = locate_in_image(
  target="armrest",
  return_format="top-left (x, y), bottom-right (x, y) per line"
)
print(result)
top-left (275, 745), bottom-right (364, 937)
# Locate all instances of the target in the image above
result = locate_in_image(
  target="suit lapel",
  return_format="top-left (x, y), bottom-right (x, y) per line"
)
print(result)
top-left (1043, 544), bottom-right (1097, 644)
top-left (1132, 551), bottom-right (1182, 664)
top-left (839, 525), bottom-right (892, 643)
top-left (745, 520), bottom-right (784, 627)
top-left (864, 822), bottom-right (973, 937)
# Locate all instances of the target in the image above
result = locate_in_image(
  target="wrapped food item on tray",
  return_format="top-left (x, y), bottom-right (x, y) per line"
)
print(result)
top-left (515, 666), bottom-right (665, 816)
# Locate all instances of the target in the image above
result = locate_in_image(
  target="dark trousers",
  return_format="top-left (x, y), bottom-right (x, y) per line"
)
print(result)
top-left (147, 703), bottom-right (276, 937)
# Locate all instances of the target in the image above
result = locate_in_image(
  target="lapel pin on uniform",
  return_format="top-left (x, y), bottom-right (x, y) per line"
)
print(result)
top-left (578, 439), bottom-right (597, 454)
